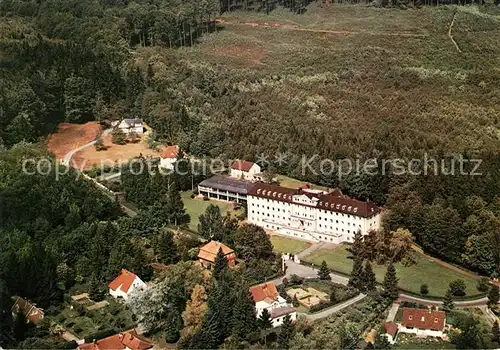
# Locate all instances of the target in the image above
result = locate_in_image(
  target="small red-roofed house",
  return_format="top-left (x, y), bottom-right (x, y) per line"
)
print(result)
top-left (230, 160), bottom-right (261, 181)
top-left (108, 269), bottom-right (147, 301)
top-left (78, 330), bottom-right (152, 350)
top-left (160, 145), bottom-right (181, 170)
top-left (384, 321), bottom-right (399, 344)
top-left (398, 308), bottom-right (447, 338)
top-left (249, 281), bottom-right (296, 327)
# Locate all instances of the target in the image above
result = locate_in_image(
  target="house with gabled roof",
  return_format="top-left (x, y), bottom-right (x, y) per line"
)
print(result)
top-left (11, 296), bottom-right (44, 325)
top-left (398, 307), bottom-right (447, 338)
top-left (249, 281), bottom-right (296, 327)
top-left (108, 269), bottom-right (147, 301)
top-left (230, 160), bottom-right (261, 181)
top-left (197, 241), bottom-right (236, 268)
top-left (78, 330), bottom-right (152, 350)
top-left (160, 145), bottom-right (181, 170)
top-left (118, 118), bottom-right (144, 136)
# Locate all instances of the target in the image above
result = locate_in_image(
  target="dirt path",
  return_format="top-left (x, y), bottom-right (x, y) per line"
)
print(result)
top-left (217, 18), bottom-right (429, 38)
top-left (448, 9), bottom-right (462, 53)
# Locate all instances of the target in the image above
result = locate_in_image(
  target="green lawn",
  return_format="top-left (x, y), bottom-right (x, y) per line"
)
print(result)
top-left (302, 246), bottom-right (479, 297)
top-left (181, 191), bottom-right (235, 232)
top-left (276, 175), bottom-right (330, 192)
top-left (271, 235), bottom-right (310, 254)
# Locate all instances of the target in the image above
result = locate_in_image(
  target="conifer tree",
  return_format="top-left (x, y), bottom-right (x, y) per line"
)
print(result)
top-left (488, 284), bottom-right (499, 308)
top-left (381, 261), bottom-right (399, 300)
top-left (277, 314), bottom-right (294, 349)
top-left (165, 312), bottom-right (182, 343)
top-left (165, 175), bottom-right (187, 226)
top-left (492, 320), bottom-right (500, 344)
top-left (363, 261), bottom-right (377, 292)
top-left (373, 332), bottom-right (391, 349)
top-left (231, 284), bottom-right (257, 341)
top-left (348, 257), bottom-right (364, 290)
top-left (212, 248), bottom-right (227, 281)
top-left (258, 308), bottom-right (272, 330)
top-left (330, 286), bottom-right (337, 304)
top-left (318, 260), bottom-right (331, 280)
top-left (442, 289), bottom-right (455, 311)
top-left (154, 230), bottom-right (178, 264)
top-left (348, 229), bottom-right (364, 260)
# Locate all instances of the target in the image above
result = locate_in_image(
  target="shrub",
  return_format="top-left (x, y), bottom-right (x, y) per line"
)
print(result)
top-left (202, 196), bottom-right (209, 201)
top-left (420, 284), bottom-right (429, 295)
top-left (190, 193), bottom-right (195, 199)
top-left (476, 277), bottom-right (490, 293)
top-left (449, 279), bottom-right (467, 296)
top-left (289, 274), bottom-right (305, 286)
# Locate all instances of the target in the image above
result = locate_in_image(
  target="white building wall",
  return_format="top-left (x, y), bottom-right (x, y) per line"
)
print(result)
top-left (109, 276), bottom-right (147, 301)
top-left (271, 311), bottom-right (297, 327)
top-left (398, 325), bottom-right (444, 338)
top-left (247, 195), bottom-right (380, 243)
top-left (160, 157), bottom-right (176, 170)
top-left (230, 164), bottom-right (261, 180)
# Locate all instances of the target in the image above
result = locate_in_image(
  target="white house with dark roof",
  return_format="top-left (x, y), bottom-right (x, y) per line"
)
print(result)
top-left (118, 118), bottom-right (144, 136)
top-left (247, 183), bottom-right (380, 243)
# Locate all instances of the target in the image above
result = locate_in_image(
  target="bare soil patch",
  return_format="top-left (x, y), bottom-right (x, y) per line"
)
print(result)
top-left (72, 133), bottom-right (162, 170)
top-left (212, 44), bottom-right (268, 66)
top-left (47, 122), bottom-right (101, 160)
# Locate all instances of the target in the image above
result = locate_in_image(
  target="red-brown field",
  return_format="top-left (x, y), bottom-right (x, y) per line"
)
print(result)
top-left (47, 122), bottom-right (101, 160)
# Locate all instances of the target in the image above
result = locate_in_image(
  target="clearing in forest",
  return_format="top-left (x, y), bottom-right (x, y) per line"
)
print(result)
top-left (47, 122), bottom-right (101, 160)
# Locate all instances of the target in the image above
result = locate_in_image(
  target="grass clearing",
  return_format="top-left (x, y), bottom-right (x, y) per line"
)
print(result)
top-left (181, 191), bottom-right (235, 232)
top-left (303, 245), bottom-right (479, 297)
top-left (270, 235), bottom-right (311, 254)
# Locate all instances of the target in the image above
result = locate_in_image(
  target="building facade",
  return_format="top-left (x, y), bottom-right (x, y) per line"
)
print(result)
top-left (118, 118), bottom-right (144, 136)
top-left (247, 183), bottom-right (380, 243)
top-left (108, 269), bottom-right (147, 301)
top-left (198, 175), bottom-right (254, 203)
top-left (249, 282), bottom-right (297, 328)
top-left (230, 160), bottom-right (261, 181)
top-left (160, 145), bottom-right (180, 170)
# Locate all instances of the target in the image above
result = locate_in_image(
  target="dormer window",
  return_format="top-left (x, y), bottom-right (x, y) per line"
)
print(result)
top-left (354, 208), bottom-right (358, 213)
top-left (257, 189), bottom-right (261, 194)
top-left (278, 193), bottom-right (282, 198)
top-left (342, 205), bottom-right (346, 210)
top-left (434, 318), bottom-right (438, 322)
top-left (348, 206), bottom-right (352, 211)
top-left (325, 202), bottom-right (329, 207)
top-left (421, 316), bottom-right (425, 322)
top-left (336, 204), bottom-right (340, 209)
top-left (273, 192), bottom-right (277, 197)
top-left (408, 316), bottom-right (413, 320)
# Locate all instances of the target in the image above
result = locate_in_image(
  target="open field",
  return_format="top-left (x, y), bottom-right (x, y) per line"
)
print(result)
top-left (270, 235), bottom-right (311, 254)
top-left (181, 192), bottom-right (235, 232)
top-left (47, 122), bottom-right (101, 160)
top-left (303, 245), bottom-right (479, 297)
top-left (72, 133), bottom-right (162, 170)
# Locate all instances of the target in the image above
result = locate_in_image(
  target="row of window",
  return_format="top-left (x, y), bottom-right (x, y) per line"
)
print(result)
top-left (250, 201), bottom-right (361, 220)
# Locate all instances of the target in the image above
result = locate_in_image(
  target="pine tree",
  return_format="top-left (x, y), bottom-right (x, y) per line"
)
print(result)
top-left (348, 230), bottom-right (364, 260)
top-left (348, 257), bottom-right (364, 290)
top-left (317, 260), bottom-right (331, 280)
top-left (330, 286), bottom-right (337, 304)
top-left (212, 248), bottom-right (227, 281)
top-left (231, 285), bottom-right (257, 341)
top-left (277, 314), bottom-right (294, 349)
top-left (381, 261), bottom-right (399, 300)
top-left (154, 231), bottom-right (178, 264)
top-left (488, 284), bottom-right (499, 308)
top-left (165, 312), bottom-right (182, 343)
top-left (165, 175), bottom-right (187, 226)
top-left (363, 261), bottom-right (377, 292)
top-left (258, 308), bottom-right (272, 330)
top-left (442, 289), bottom-right (455, 311)
top-left (492, 320), bottom-right (500, 343)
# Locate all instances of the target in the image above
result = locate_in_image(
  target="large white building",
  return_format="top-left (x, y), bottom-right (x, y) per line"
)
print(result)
top-left (247, 183), bottom-right (380, 243)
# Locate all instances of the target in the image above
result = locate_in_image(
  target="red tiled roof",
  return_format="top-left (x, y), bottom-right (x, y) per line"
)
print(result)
top-left (384, 321), bottom-right (398, 337)
top-left (249, 282), bottom-right (279, 303)
top-left (198, 241), bottom-right (235, 263)
top-left (401, 308), bottom-right (446, 331)
top-left (248, 183), bottom-right (379, 218)
top-left (231, 160), bottom-right (256, 171)
top-left (11, 297), bottom-right (44, 325)
top-left (78, 331), bottom-right (152, 350)
top-left (108, 269), bottom-right (137, 293)
top-left (161, 145), bottom-right (180, 159)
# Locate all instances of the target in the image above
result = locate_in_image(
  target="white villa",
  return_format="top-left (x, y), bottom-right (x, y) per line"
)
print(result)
top-left (230, 160), bottom-right (261, 181)
top-left (160, 145), bottom-right (181, 170)
top-left (384, 308), bottom-right (447, 344)
top-left (247, 183), bottom-right (380, 243)
top-left (108, 269), bottom-right (147, 301)
top-left (117, 118), bottom-right (144, 136)
top-left (249, 282), bottom-right (296, 327)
